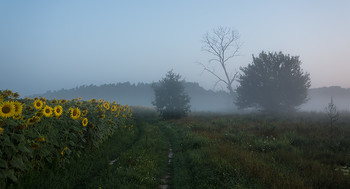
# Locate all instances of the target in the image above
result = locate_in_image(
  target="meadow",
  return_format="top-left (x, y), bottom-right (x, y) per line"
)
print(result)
top-left (1, 90), bottom-right (350, 188)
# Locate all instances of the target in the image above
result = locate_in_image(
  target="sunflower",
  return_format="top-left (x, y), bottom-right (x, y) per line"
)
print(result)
top-left (54, 105), bottom-right (63, 117)
top-left (27, 116), bottom-right (41, 125)
top-left (78, 97), bottom-right (82, 100)
top-left (0, 101), bottom-right (16, 118)
top-left (103, 102), bottom-right (110, 110)
top-left (12, 92), bottom-right (20, 98)
top-left (42, 105), bottom-right (53, 117)
top-left (111, 105), bottom-right (117, 112)
top-left (0, 127), bottom-right (3, 135)
top-left (59, 99), bottom-right (67, 104)
top-left (33, 99), bottom-right (44, 109)
top-left (51, 98), bottom-right (58, 104)
top-left (35, 137), bottom-right (45, 142)
top-left (76, 101), bottom-right (82, 106)
top-left (70, 108), bottom-right (81, 120)
top-left (13, 114), bottom-right (22, 120)
top-left (99, 114), bottom-right (105, 119)
top-left (0, 95), bottom-right (3, 103)
top-left (13, 101), bottom-right (23, 116)
top-left (82, 118), bottom-right (88, 127)
top-left (89, 99), bottom-right (97, 103)
top-left (1, 90), bottom-right (12, 97)
top-left (98, 99), bottom-right (103, 103)
top-left (82, 110), bottom-right (88, 116)
top-left (61, 146), bottom-right (68, 156)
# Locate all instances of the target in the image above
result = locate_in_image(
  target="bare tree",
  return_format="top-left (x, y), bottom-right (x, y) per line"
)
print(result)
top-left (200, 26), bottom-right (242, 101)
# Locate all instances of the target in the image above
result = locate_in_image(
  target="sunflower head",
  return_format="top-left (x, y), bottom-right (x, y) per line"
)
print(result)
top-left (33, 99), bottom-right (44, 109)
top-left (59, 99), bottom-right (67, 104)
top-left (103, 102), bottom-right (110, 110)
top-left (82, 118), bottom-right (88, 127)
top-left (70, 108), bottom-right (81, 120)
top-left (12, 92), bottom-right (20, 98)
top-left (111, 105), bottom-right (117, 112)
top-left (89, 99), bottom-right (97, 103)
top-left (13, 101), bottom-right (23, 116)
top-left (0, 101), bottom-right (16, 118)
top-left (78, 97), bottom-right (82, 100)
top-left (51, 98), bottom-right (58, 104)
top-left (82, 110), bottom-right (88, 116)
top-left (1, 90), bottom-right (12, 98)
top-left (54, 105), bottom-right (63, 117)
top-left (42, 106), bottom-right (53, 117)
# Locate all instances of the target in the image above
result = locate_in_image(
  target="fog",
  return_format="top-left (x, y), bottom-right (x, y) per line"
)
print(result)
top-left (1, 1), bottom-right (350, 111)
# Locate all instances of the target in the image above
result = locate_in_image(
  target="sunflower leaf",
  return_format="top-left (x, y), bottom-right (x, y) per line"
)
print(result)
top-left (0, 159), bottom-right (8, 169)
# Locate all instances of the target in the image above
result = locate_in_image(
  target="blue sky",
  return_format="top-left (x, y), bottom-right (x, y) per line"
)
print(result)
top-left (1, 0), bottom-right (349, 96)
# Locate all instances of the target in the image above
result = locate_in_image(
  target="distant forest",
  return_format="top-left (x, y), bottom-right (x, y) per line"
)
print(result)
top-left (28, 83), bottom-right (350, 112)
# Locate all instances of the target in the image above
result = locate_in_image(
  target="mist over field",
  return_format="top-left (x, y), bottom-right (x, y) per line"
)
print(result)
top-left (28, 83), bottom-right (350, 112)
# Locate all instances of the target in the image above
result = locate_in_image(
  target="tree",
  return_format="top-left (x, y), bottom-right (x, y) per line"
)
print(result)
top-left (200, 26), bottom-right (241, 101)
top-left (325, 96), bottom-right (339, 127)
top-left (235, 51), bottom-right (311, 112)
top-left (152, 70), bottom-right (191, 119)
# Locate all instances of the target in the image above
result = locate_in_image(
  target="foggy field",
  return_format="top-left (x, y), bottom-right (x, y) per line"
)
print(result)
top-left (4, 107), bottom-right (350, 188)
top-left (2, 1), bottom-right (350, 188)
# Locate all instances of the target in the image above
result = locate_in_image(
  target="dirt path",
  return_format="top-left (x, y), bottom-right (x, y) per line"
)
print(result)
top-left (159, 142), bottom-right (173, 189)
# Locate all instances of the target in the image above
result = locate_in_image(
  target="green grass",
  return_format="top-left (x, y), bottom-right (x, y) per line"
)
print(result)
top-left (8, 119), bottom-right (169, 189)
top-left (164, 113), bottom-right (350, 188)
top-left (6, 112), bottom-right (350, 188)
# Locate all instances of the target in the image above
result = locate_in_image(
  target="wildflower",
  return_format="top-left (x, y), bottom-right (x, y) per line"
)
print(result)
top-left (33, 99), bottom-right (44, 109)
top-left (0, 101), bottom-right (16, 118)
top-left (82, 118), bottom-right (88, 126)
top-left (42, 105), bottom-right (53, 117)
top-left (54, 105), bottom-right (63, 117)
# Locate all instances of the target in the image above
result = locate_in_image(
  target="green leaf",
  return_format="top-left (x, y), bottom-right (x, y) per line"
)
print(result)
top-left (9, 156), bottom-right (25, 171)
top-left (0, 159), bottom-right (8, 169)
top-left (18, 143), bottom-right (31, 153)
top-left (7, 169), bottom-right (18, 182)
top-left (12, 133), bottom-right (25, 143)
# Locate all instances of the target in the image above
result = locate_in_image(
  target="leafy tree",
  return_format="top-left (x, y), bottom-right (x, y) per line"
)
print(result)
top-left (152, 70), bottom-right (191, 119)
top-left (236, 51), bottom-right (311, 112)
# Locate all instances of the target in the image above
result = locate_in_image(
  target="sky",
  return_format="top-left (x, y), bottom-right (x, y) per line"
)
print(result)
top-left (1, 0), bottom-right (349, 96)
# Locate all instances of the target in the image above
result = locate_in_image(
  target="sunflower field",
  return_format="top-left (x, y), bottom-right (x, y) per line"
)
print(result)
top-left (0, 90), bottom-right (134, 183)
